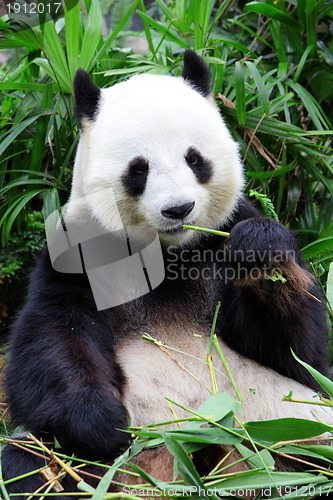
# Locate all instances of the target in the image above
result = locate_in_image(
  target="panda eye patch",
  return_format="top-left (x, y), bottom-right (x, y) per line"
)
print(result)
top-left (130, 157), bottom-right (149, 175)
top-left (185, 148), bottom-right (201, 166)
top-left (185, 147), bottom-right (212, 184)
top-left (122, 157), bottom-right (149, 196)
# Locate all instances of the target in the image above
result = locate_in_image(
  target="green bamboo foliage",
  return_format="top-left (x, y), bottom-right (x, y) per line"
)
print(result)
top-left (1, 0), bottom-right (333, 493)
top-left (0, 1), bottom-right (332, 265)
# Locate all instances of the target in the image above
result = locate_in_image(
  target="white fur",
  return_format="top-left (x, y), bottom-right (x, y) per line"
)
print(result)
top-left (66, 74), bottom-right (244, 246)
top-left (117, 324), bottom-right (332, 427)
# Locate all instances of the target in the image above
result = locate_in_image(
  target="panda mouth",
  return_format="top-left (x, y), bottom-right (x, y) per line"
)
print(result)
top-left (159, 225), bottom-right (186, 235)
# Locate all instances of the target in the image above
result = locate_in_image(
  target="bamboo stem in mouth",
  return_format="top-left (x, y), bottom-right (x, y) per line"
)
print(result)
top-left (182, 224), bottom-right (230, 238)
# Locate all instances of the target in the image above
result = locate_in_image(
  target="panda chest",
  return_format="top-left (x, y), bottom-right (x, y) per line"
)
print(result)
top-left (115, 319), bottom-right (222, 427)
top-left (114, 316), bottom-right (333, 428)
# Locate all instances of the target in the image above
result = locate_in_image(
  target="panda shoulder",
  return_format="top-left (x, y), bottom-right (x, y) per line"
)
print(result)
top-left (222, 196), bottom-right (260, 231)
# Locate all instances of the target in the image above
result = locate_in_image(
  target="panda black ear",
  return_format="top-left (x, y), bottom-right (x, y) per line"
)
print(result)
top-left (181, 50), bottom-right (211, 97)
top-left (73, 68), bottom-right (101, 123)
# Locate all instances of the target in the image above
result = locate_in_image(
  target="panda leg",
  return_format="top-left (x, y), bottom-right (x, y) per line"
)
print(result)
top-left (6, 251), bottom-right (130, 460)
top-left (1, 439), bottom-right (112, 498)
top-left (219, 217), bottom-right (330, 390)
top-left (1, 442), bottom-right (77, 499)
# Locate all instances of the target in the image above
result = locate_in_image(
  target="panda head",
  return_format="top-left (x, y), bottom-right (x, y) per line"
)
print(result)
top-left (69, 51), bottom-right (244, 247)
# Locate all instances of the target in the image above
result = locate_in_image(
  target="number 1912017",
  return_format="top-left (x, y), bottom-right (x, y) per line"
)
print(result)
top-left (6, 3), bottom-right (62, 14)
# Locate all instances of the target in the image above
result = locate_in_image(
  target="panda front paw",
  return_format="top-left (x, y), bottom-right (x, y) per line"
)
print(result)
top-left (40, 394), bottom-right (131, 460)
top-left (225, 218), bottom-right (313, 294)
top-left (226, 217), bottom-right (297, 265)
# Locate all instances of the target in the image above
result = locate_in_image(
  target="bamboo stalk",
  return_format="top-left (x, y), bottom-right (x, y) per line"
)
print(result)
top-left (28, 434), bottom-right (95, 494)
top-left (183, 225), bottom-right (230, 237)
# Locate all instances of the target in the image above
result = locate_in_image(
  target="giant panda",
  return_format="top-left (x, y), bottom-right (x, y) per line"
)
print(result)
top-left (2, 50), bottom-right (332, 497)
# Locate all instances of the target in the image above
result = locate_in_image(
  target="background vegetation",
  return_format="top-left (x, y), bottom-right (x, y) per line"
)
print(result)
top-left (0, 0), bottom-right (333, 497)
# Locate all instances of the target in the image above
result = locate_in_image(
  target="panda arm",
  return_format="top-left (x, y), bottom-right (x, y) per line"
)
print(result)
top-left (6, 250), bottom-right (129, 459)
top-left (217, 198), bottom-right (330, 391)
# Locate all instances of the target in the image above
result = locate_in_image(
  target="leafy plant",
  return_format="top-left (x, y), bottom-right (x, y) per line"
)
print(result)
top-left (1, 0), bottom-right (332, 260)
top-left (0, 211), bottom-right (45, 335)
top-left (1, 374), bottom-right (333, 498)
top-left (249, 190), bottom-right (279, 221)
top-left (0, 1), bottom-right (333, 494)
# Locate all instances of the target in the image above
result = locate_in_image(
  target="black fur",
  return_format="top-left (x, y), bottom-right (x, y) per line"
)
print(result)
top-left (1, 443), bottom-right (77, 500)
top-left (73, 69), bottom-right (100, 122)
top-left (122, 156), bottom-right (149, 196)
top-left (185, 147), bottom-right (212, 183)
top-left (181, 50), bottom-right (211, 97)
top-left (219, 215), bottom-right (330, 388)
top-left (5, 259), bottom-right (130, 460)
top-left (2, 197), bottom-right (330, 494)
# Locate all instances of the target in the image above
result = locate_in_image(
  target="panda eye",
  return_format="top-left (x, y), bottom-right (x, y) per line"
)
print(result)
top-left (185, 148), bottom-right (201, 167)
top-left (129, 157), bottom-right (149, 175)
top-left (123, 157), bottom-right (149, 196)
top-left (185, 147), bottom-right (212, 184)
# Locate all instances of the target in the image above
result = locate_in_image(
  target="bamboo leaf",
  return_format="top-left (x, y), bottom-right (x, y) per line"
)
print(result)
top-left (306, 0), bottom-right (317, 51)
top-left (0, 178), bottom-right (55, 196)
top-left (137, 12), bottom-right (189, 49)
top-left (135, 427), bottom-right (242, 445)
top-left (246, 163), bottom-right (295, 179)
top-left (79, 0), bottom-right (102, 72)
top-left (137, 0), bottom-right (155, 55)
top-left (208, 471), bottom-right (327, 491)
top-left (43, 188), bottom-right (61, 221)
top-left (30, 86), bottom-right (52, 172)
top-left (278, 444), bottom-right (333, 463)
top-left (235, 443), bottom-right (275, 469)
top-left (95, 0), bottom-right (139, 63)
top-left (287, 80), bottom-right (330, 130)
top-left (0, 82), bottom-right (57, 91)
top-left (1, 189), bottom-right (44, 244)
top-left (43, 21), bottom-right (72, 92)
top-left (245, 61), bottom-right (270, 116)
top-left (212, 37), bottom-right (257, 57)
top-left (235, 61), bottom-right (246, 125)
top-left (90, 441), bottom-right (145, 500)
top-left (293, 45), bottom-right (314, 84)
top-left (245, 2), bottom-right (298, 26)
top-left (33, 57), bottom-right (57, 81)
top-left (65, 0), bottom-right (81, 80)
top-left (291, 350), bottom-right (333, 400)
top-left (0, 116), bottom-right (40, 157)
top-left (103, 65), bottom-right (155, 76)
top-left (301, 237), bottom-right (333, 260)
top-left (230, 19), bottom-right (273, 50)
top-left (162, 433), bottom-right (208, 492)
top-left (244, 418), bottom-right (332, 444)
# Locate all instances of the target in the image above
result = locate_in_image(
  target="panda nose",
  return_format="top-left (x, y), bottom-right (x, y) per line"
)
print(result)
top-left (161, 201), bottom-right (195, 220)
